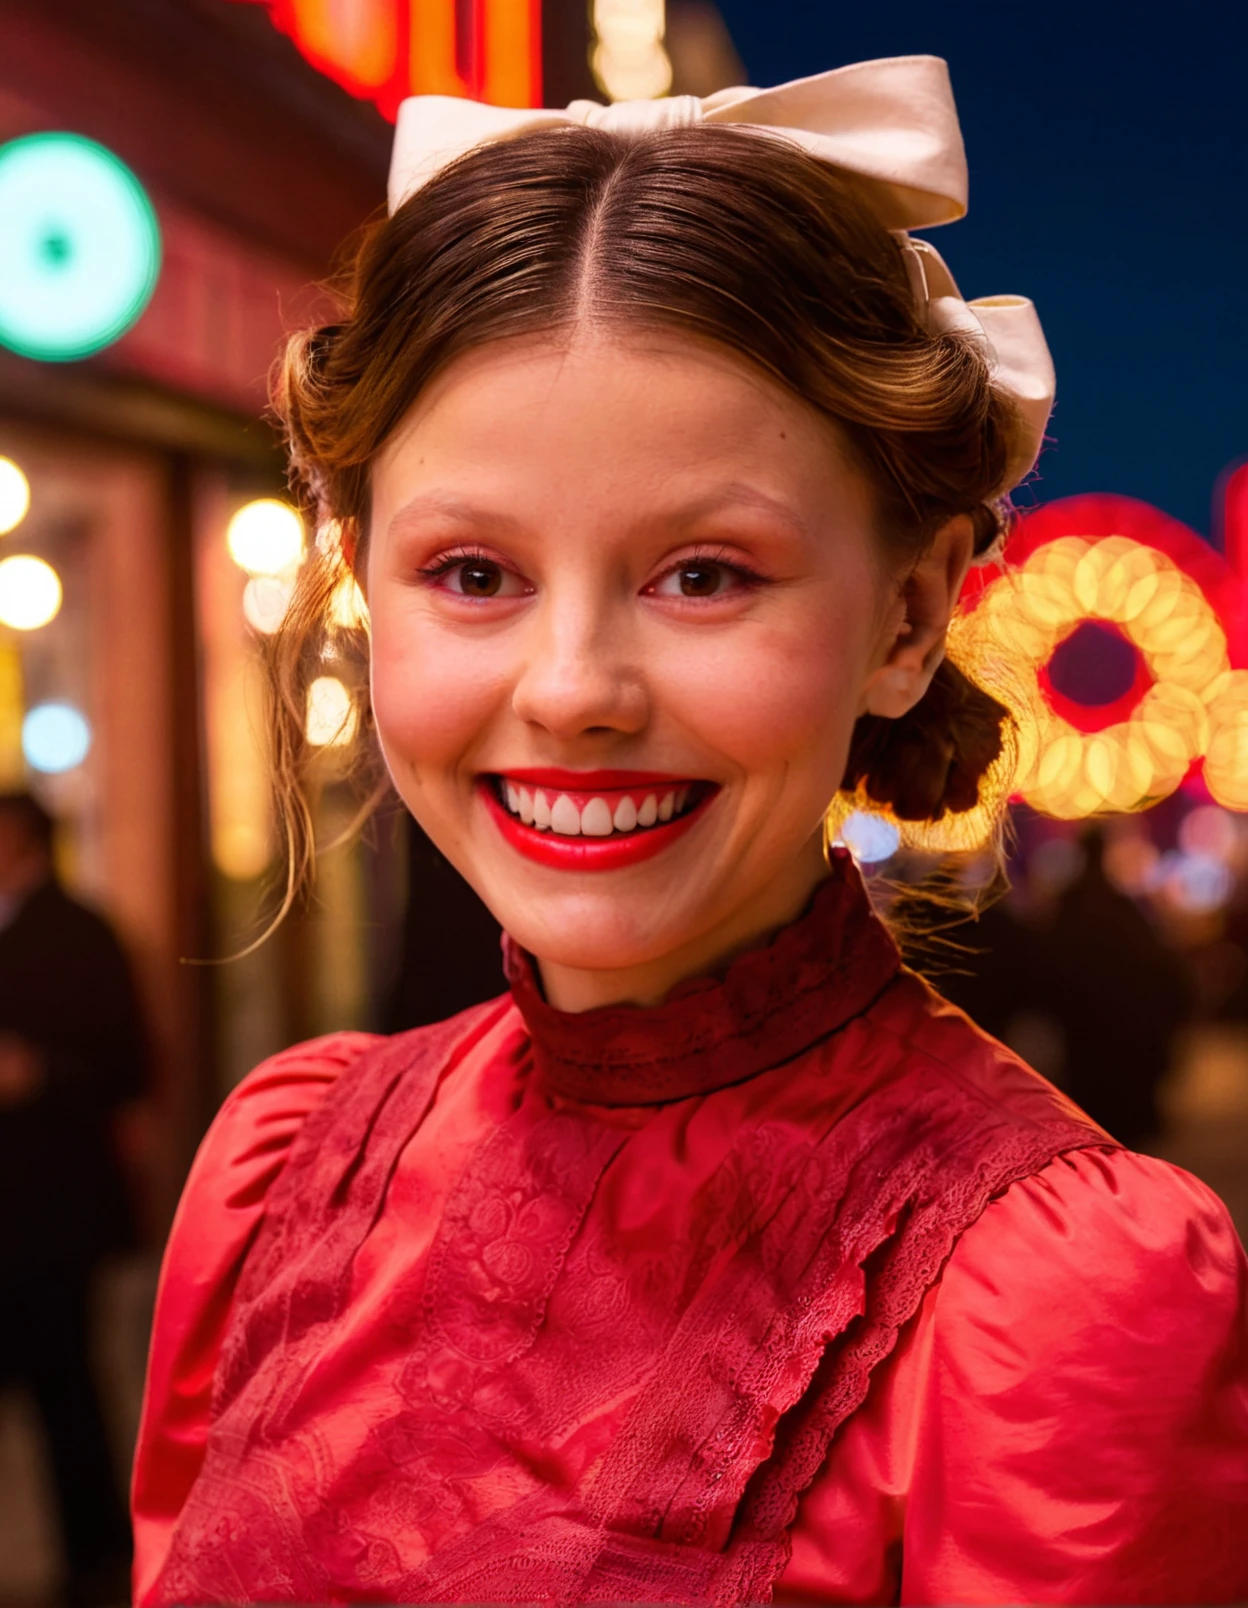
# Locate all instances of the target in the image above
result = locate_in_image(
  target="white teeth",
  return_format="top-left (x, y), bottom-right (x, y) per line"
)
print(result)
top-left (551, 794), bottom-right (582, 835)
top-left (501, 780), bottom-right (700, 837)
top-left (581, 797), bottom-right (614, 836)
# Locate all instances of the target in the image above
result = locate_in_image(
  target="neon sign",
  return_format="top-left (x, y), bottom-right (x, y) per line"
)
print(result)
top-left (0, 133), bottom-right (160, 362)
top-left (950, 470), bottom-right (1248, 825)
top-left (829, 469), bottom-right (1248, 848)
top-left (243, 0), bottom-right (542, 118)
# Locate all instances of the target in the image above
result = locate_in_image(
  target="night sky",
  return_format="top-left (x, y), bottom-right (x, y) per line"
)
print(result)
top-left (715, 1), bottom-right (1246, 540)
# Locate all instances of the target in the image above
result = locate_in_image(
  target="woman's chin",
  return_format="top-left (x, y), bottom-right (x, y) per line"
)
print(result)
top-left (491, 888), bottom-right (705, 981)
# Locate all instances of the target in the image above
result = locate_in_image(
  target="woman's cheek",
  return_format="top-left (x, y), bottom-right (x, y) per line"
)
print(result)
top-left (369, 612), bottom-right (507, 780)
top-left (655, 621), bottom-right (862, 785)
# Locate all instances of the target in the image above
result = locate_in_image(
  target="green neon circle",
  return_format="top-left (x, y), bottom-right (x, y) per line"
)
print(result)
top-left (0, 133), bottom-right (160, 362)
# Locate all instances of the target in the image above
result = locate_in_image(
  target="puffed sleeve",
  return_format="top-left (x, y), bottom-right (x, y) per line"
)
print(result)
top-left (131, 1032), bottom-right (377, 1607)
top-left (903, 1147), bottom-right (1248, 1605)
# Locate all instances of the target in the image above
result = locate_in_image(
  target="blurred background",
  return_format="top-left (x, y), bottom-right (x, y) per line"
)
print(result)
top-left (0, 0), bottom-right (1243, 1600)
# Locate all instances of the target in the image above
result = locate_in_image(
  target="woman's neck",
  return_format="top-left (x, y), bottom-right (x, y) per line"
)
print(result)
top-left (536, 833), bottom-right (831, 1012)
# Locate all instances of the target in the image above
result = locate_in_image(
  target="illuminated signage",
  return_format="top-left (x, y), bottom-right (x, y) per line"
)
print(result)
top-left (0, 133), bottom-right (160, 362)
top-left (244, 0), bottom-right (542, 117)
top-left (833, 472), bottom-right (1248, 849)
top-left (961, 481), bottom-right (1248, 818)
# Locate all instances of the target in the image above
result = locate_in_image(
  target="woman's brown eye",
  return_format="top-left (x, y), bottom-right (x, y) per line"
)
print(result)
top-left (457, 562), bottom-right (502, 596)
top-left (678, 565), bottom-right (722, 597)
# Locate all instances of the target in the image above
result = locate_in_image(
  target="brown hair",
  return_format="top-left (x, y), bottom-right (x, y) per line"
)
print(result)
top-left (271, 123), bottom-right (1014, 910)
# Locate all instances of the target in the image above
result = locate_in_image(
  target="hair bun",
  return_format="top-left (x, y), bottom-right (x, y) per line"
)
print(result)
top-left (841, 658), bottom-right (1008, 822)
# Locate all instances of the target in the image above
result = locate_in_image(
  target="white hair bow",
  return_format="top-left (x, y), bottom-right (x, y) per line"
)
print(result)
top-left (389, 55), bottom-right (1055, 495)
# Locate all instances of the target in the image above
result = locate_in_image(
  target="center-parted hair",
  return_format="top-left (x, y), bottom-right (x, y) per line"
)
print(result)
top-left (273, 124), bottom-right (1014, 901)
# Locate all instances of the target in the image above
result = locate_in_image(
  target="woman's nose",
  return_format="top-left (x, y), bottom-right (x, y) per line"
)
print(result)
top-left (510, 603), bottom-right (648, 740)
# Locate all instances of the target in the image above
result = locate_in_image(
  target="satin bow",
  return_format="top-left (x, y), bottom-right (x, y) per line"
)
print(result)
top-left (389, 55), bottom-right (1054, 495)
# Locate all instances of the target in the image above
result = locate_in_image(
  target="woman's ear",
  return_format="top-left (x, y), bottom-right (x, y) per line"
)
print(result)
top-left (861, 514), bottom-right (975, 719)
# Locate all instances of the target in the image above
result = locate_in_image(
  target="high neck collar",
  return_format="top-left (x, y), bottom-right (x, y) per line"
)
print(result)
top-left (503, 850), bottom-right (900, 1107)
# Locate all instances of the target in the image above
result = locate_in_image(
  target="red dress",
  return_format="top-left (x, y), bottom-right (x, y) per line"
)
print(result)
top-left (132, 856), bottom-right (1248, 1604)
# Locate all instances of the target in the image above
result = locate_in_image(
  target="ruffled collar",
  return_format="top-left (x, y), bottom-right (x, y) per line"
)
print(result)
top-left (503, 849), bottom-right (900, 1106)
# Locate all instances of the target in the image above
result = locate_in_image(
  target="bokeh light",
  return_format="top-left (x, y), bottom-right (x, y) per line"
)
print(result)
top-left (1158, 850), bottom-right (1234, 915)
top-left (0, 554), bottom-right (62, 629)
top-left (591, 0), bottom-right (672, 100)
top-left (242, 575), bottom-right (294, 635)
top-left (1104, 831), bottom-right (1161, 897)
top-left (305, 675), bottom-right (357, 747)
top-left (0, 133), bottom-right (160, 361)
top-left (1179, 804), bottom-right (1240, 862)
top-left (316, 517), bottom-right (345, 557)
top-left (329, 573), bottom-right (369, 631)
top-left (226, 498), bottom-right (304, 577)
top-left (838, 810), bottom-right (901, 866)
top-left (0, 457), bottom-right (31, 534)
top-left (22, 701), bottom-right (90, 773)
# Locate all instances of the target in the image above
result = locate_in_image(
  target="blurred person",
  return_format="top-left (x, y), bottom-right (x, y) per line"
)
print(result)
top-left (928, 871), bottom-right (1038, 1043)
top-left (0, 792), bottom-right (148, 1604)
top-left (931, 885), bottom-right (1071, 1086)
top-left (1048, 824), bottom-right (1193, 1149)
top-left (132, 58), bottom-right (1248, 1608)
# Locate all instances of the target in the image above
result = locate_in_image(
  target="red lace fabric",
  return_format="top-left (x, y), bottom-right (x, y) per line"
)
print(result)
top-left (135, 856), bottom-right (1248, 1605)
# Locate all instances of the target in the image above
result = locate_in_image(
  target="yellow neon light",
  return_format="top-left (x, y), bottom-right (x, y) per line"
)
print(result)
top-left (828, 532), bottom-right (1248, 848)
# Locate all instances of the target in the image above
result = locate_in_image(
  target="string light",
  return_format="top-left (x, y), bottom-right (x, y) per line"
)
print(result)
top-left (329, 573), bottom-right (369, 631)
top-left (0, 457), bottom-right (30, 535)
top-left (316, 518), bottom-right (345, 557)
top-left (0, 554), bottom-right (61, 630)
top-left (242, 575), bottom-right (294, 635)
top-left (591, 0), bottom-right (672, 102)
top-left (226, 498), bottom-right (305, 578)
top-left (306, 675), bottom-right (357, 748)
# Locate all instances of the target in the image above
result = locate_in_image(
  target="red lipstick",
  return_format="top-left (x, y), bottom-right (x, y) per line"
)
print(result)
top-left (479, 774), bottom-right (716, 871)
top-left (499, 768), bottom-right (691, 790)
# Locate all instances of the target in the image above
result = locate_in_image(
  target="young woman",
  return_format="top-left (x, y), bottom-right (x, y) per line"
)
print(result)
top-left (132, 57), bottom-right (1248, 1606)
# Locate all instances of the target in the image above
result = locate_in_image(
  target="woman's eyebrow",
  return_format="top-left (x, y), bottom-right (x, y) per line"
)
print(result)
top-left (388, 491), bottom-right (523, 535)
top-left (663, 484), bottom-right (810, 537)
top-left (385, 484), bottom-right (809, 541)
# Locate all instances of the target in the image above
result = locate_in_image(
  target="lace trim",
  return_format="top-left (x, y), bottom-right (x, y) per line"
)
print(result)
top-left (718, 1129), bottom-right (1118, 1605)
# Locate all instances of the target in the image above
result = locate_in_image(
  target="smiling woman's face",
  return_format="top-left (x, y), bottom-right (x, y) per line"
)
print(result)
top-left (368, 328), bottom-right (964, 1010)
